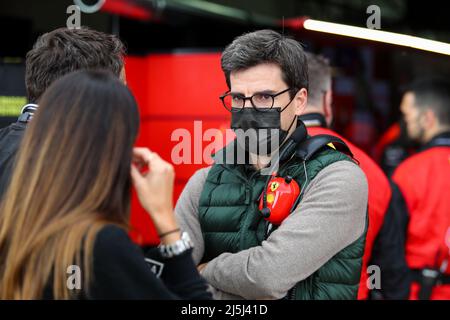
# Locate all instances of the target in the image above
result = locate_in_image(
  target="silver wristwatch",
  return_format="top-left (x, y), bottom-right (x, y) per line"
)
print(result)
top-left (159, 232), bottom-right (194, 259)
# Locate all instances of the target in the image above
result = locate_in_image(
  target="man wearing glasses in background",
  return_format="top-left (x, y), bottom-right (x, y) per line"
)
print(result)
top-left (175, 30), bottom-right (369, 300)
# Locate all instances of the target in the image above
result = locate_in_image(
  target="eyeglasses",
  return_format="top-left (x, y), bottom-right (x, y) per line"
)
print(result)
top-left (220, 87), bottom-right (296, 113)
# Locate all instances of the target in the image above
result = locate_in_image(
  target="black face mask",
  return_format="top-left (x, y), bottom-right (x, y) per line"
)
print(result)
top-left (231, 107), bottom-right (297, 156)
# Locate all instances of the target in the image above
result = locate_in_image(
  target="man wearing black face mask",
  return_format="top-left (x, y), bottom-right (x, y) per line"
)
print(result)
top-left (226, 87), bottom-right (299, 169)
top-left (175, 30), bottom-right (368, 300)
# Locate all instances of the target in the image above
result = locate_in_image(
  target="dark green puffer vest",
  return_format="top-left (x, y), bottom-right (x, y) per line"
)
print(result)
top-left (198, 145), bottom-right (367, 300)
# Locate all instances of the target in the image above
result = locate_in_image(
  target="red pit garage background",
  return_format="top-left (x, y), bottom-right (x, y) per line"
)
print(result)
top-left (125, 52), bottom-right (229, 245)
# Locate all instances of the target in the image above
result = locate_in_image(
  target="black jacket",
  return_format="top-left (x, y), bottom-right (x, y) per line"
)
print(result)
top-left (0, 121), bottom-right (27, 198)
top-left (44, 225), bottom-right (213, 300)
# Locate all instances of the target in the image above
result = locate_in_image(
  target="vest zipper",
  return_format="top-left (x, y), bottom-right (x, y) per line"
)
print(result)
top-left (218, 164), bottom-right (248, 184)
top-left (244, 186), bottom-right (250, 205)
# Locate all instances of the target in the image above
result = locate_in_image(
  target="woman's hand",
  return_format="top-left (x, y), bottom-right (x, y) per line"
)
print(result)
top-left (197, 263), bottom-right (208, 273)
top-left (130, 148), bottom-right (179, 240)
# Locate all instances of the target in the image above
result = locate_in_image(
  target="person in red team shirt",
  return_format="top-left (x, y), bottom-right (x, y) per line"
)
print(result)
top-left (378, 77), bottom-right (450, 300)
top-left (300, 53), bottom-right (392, 300)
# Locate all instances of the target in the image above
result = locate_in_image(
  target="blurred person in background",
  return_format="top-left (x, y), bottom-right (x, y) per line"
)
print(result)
top-left (299, 52), bottom-right (392, 300)
top-left (0, 27), bottom-right (126, 199)
top-left (0, 70), bottom-right (212, 300)
top-left (371, 77), bottom-right (450, 300)
top-left (374, 119), bottom-right (418, 178)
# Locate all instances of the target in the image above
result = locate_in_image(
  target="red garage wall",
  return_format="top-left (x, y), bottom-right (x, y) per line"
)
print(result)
top-left (125, 52), bottom-right (229, 245)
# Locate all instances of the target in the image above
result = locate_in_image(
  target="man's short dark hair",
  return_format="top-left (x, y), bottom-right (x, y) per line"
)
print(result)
top-left (407, 77), bottom-right (450, 127)
top-left (221, 29), bottom-right (308, 98)
top-left (25, 27), bottom-right (125, 103)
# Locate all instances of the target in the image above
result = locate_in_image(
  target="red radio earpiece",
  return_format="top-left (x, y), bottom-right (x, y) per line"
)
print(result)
top-left (259, 175), bottom-right (301, 225)
top-left (257, 122), bottom-right (356, 227)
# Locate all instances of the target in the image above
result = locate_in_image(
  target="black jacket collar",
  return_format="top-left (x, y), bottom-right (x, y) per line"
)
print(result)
top-left (422, 131), bottom-right (450, 150)
top-left (298, 113), bottom-right (327, 128)
top-left (17, 103), bottom-right (38, 123)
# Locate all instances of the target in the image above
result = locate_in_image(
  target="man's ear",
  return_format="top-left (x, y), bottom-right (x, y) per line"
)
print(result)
top-left (294, 88), bottom-right (308, 116)
top-left (423, 108), bottom-right (437, 129)
top-left (324, 90), bottom-right (334, 126)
